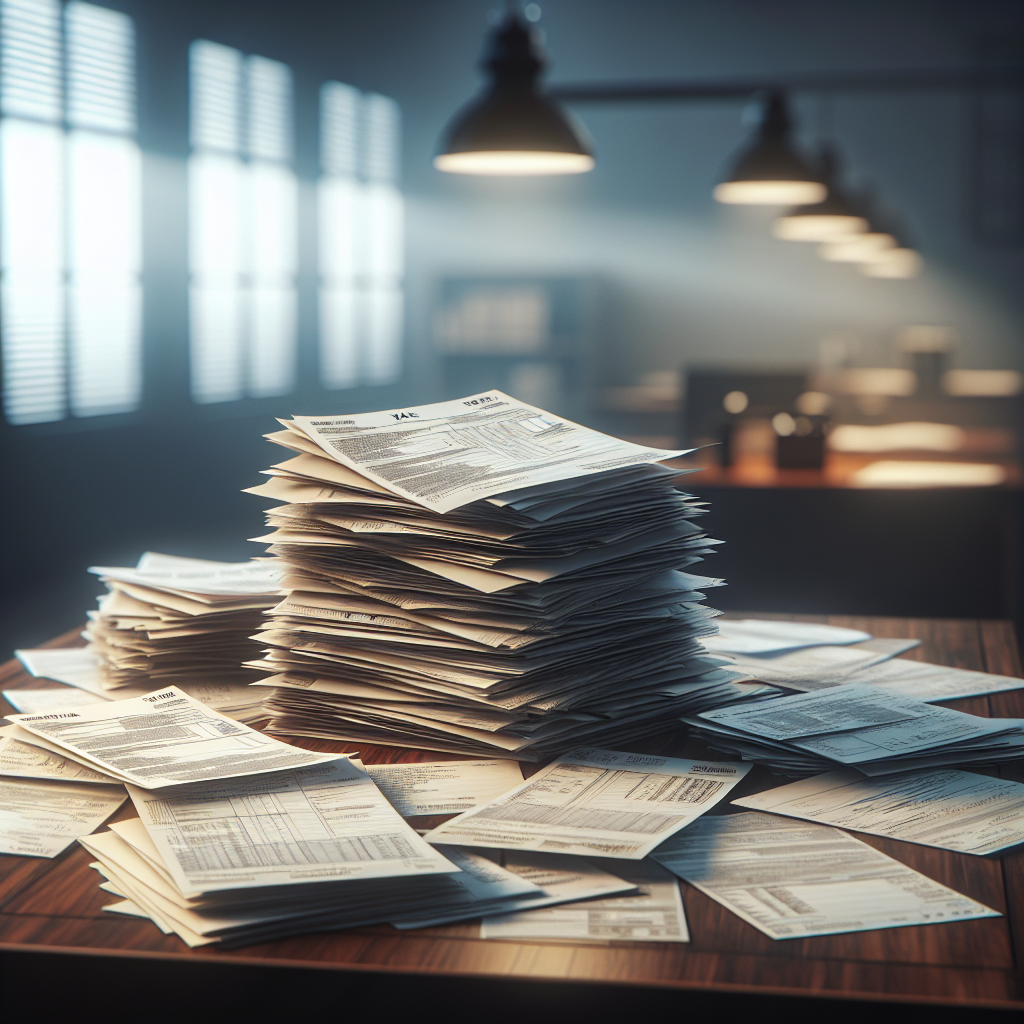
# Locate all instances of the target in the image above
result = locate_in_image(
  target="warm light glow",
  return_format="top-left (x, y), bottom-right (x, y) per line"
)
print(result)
top-left (772, 214), bottom-right (867, 241)
top-left (943, 369), bottom-right (1023, 397)
top-left (850, 461), bottom-right (1006, 488)
top-left (831, 368), bottom-right (917, 397)
top-left (772, 412), bottom-right (796, 436)
top-left (795, 391), bottom-right (830, 415)
top-left (829, 422), bottom-right (966, 453)
top-left (713, 180), bottom-right (827, 205)
top-left (434, 150), bottom-right (595, 175)
top-left (722, 390), bottom-right (749, 414)
top-left (818, 233), bottom-right (896, 262)
top-left (861, 248), bottom-right (921, 278)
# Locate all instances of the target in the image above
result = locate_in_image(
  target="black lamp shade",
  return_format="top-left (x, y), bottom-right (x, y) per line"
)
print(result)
top-left (773, 146), bottom-right (868, 240)
top-left (435, 13), bottom-right (594, 175)
top-left (714, 92), bottom-right (826, 204)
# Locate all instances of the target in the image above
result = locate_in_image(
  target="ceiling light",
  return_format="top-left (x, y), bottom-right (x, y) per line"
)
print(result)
top-left (818, 232), bottom-right (897, 262)
top-left (435, 10), bottom-right (594, 176)
top-left (714, 92), bottom-right (826, 205)
top-left (773, 146), bottom-right (868, 241)
top-left (860, 248), bottom-right (922, 278)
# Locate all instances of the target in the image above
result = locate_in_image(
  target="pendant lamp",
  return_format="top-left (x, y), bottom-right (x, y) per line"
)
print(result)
top-left (772, 146), bottom-right (868, 241)
top-left (714, 92), bottom-right (826, 205)
top-left (435, 10), bottom-right (594, 175)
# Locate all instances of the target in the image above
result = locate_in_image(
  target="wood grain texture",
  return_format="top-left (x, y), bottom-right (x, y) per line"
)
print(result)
top-left (1, 616), bottom-right (1023, 1009)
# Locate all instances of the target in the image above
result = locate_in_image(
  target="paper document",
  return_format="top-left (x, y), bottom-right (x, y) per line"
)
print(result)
top-left (424, 748), bottom-right (750, 858)
top-left (481, 859), bottom-right (688, 942)
top-left (127, 759), bottom-right (457, 897)
top-left (15, 648), bottom-right (122, 696)
top-left (704, 620), bottom-right (871, 654)
top-left (652, 811), bottom-right (999, 939)
top-left (365, 759), bottom-right (524, 816)
top-left (720, 642), bottom-right (917, 685)
top-left (3, 688), bottom-right (107, 714)
top-left (0, 730), bottom-right (119, 784)
top-left (782, 657), bottom-right (1024, 703)
top-left (0, 776), bottom-right (126, 857)
top-left (88, 553), bottom-right (282, 596)
top-left (289, 391), bottom-right (692, 514)
top-left (8, 687), bottom-right (341, 789)
top-left (733, 768), bottom-right (1024, 855)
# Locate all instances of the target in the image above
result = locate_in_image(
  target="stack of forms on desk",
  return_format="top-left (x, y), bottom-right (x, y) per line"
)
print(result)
top-left (84, 552), bottom-right (282, 722)
top-left (243, 392), bottom-right (776, 759)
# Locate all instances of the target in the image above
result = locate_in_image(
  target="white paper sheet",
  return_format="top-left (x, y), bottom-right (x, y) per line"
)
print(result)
top-left (733, 768), bottom-right (1024, 855)
top-left (126, 759), bottom-right (458, 897)
top-left (783, 657), bottom-right (1024, 702)
top-left (480, 859), bottom-right (688, 942)
top-left (3, 688), bottom-right (107, 714)
top-left (652, 811), bottom-right (1000, 939)
top-left (88, 553), bottom-right (282, 596)
top-left (0, 776), bottom-right (126, 857)
top-left (704, 620), bottom-right (871, 654)
top-left (424, 748), bottom-right (750, 859)
top-left (8, 686), bottom-right (341, 789)
top-left (289, 391), bottom-right (692, 514)
top-left (0, 732), bottom-right (120, 784)
top-left (365, 759), bottom-right (524, 816)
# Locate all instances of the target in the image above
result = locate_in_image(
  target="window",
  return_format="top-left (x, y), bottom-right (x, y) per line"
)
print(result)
top-left (189, 40), bottom-right (297, 404)
top-left (319, 82), bottom-right (402, 388)
top-left (0, 0), bottom-right (140, 425)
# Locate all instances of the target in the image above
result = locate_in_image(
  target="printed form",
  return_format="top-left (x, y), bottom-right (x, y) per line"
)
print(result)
top-left (424, 748), bottom-right (750, 858)
top-left (126, 759), bottom-right (458, 898)
top-left (652, 811), bottom-right (999, 939)
top-left (734, 767), bottom-right (1024, 855)
top-left (7, 687), bottom-right (340, 789)
top-left (289, 391), bottom-right (692, 514)
top-left (365, 759), bottom-right (524, 816)
top-left (0, 776), bottom-right (125, 857)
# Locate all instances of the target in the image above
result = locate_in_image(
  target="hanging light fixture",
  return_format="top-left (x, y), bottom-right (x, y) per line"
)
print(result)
top-left (861, 248), bottom-right (922, 278)
top-left (434, 7), bottom-right (594, 176)
top-left (772, 146), bottom-right (868, 241)
top-left (714, 92), bottom-right (827, 205)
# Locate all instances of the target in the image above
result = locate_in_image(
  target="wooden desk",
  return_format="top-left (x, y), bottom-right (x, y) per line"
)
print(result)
top-left (2, 615), bottom-right (1023, 1013)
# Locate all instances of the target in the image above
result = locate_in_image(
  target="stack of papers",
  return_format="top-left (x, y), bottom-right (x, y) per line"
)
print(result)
top-left (242, 392), bottom-right (776, 758)
top-left (14, 648), bottom-right (269, 724)
top-left (652, 811), bottom-right (1000, 939)
top-left (82, 553), bottom-right (282, 721)
top-left (684, 684), bottom-right (1024, 776)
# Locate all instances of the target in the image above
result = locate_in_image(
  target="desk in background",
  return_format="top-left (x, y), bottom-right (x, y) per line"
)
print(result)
top-left (0, 614), bottom-right (1022, 1017)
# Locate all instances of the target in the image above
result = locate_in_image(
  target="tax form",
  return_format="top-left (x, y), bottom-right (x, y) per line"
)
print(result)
top-left (365, 759), bottom-right (524, 816)
top-left (0, 730), bottom-right (119, 784)
top-left (734, 768), bottom-right (1024, 855)
top-left (423, 748), bottom-right (750, 858)
top-left (785, 657), bottom-right (1024, 703)
top-left (126, 759), bottom-right (458, 897)
top-left (289, 391), bottom-right (692, 514)
top-left (7, 687), bottom-right (341, 789)
top-left (652, 811), bottom-right (1000, 939)
top-left (480, 859), bottom-right (688, 943)
top-left (0, 776), bottom-right (125, 857)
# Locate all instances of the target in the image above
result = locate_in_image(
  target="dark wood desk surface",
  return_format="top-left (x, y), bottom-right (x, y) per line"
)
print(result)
top-left (1, 614), bottom-right (1023, 1011)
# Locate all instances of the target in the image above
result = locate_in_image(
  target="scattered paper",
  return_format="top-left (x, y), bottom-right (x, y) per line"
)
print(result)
top-left (652, 811), bottom-right (1000, 939)
top-left (7, 686), bottom-right (341, 789)
top-left (365, 759), bottom-right (524, 816)
top-left (0, 731), bottom-right (119, 784)
top-left (424, 748), bottom-right (750, 859)
top-left (733, 767), bottom-right (1024, 856)
top-left (480, 859), bottom-right (688, 942)
top-left (3, 688), bottom-right (107, 714)
top-left (704, 620), bottom-right (871, 655)
top-left (0, 776), bottom-right (126, 858)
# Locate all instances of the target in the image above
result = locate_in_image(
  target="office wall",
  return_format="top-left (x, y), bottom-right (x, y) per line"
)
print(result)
top-left (2, 0), bottom-right (1021, 655)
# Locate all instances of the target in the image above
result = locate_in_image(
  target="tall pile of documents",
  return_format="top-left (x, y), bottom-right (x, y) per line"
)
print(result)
top-left (244, 391), bottom-right (774, 758)
top-left (85, 553), bottom-right (281, 698)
